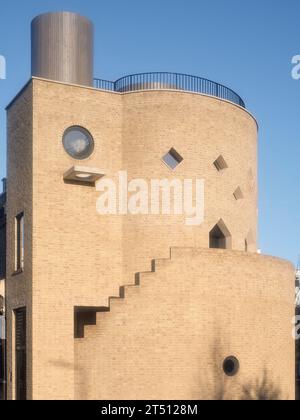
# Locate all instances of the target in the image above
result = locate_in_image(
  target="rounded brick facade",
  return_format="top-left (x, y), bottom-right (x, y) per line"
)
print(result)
top-left (121, 90), bottom-right (258, 282)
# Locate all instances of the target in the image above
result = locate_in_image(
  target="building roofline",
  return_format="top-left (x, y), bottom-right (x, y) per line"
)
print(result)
top-left (5, 77), bottom-right (259, 130)
top-left (5, 78), bottom-right (33, 110)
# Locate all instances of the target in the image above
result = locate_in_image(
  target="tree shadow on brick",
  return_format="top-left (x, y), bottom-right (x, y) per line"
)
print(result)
top-left (198, 333), bottom-right (231, 400)
top-left (211, 339), bottom-right (227, 400)
top-left (241, 369), bottom-right (283, 400)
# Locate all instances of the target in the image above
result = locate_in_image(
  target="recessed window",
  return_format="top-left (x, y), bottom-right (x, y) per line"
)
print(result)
top-left (245, 230), bottom-right (254, 252)
top-left (63, 126), bottom-right (94, 160)
top-left (15, 212), bottom-right (24, 271)
top-left (209, 219), bottom-right (232, 250)
top-left (213, 155), bottom-right (228, 172)
top-left (223, 356), bottom-right (240, 377)
top-left (162, 148), bottom-right (183, 170)
top-left (15, 307), bottom-right (27, 400)
top-left (233, 187), bottom-right (244, 200)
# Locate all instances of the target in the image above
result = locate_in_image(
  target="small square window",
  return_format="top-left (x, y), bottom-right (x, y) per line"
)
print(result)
top-left (162, 148), bottom-right (183, 170)
top-left (214, 155), bottom-right (228, 172)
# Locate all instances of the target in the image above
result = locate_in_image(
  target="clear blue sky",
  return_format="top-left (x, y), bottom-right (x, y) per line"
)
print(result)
top-left (0, 0), bottom-right (299, 265)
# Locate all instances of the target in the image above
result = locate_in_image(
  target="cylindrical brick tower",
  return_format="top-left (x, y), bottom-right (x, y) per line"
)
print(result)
top-left (121, 90), bottom-right (258, 282)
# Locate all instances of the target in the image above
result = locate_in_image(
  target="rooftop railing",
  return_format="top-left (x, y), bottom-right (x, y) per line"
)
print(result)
top-left (94, 72), bottom-right (245, 108)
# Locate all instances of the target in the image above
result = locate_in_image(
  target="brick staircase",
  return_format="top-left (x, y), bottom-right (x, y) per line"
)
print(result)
top-left (75, 247), bottom-right (232, 340)
top-left (77, 256), bottom-right (172, 339)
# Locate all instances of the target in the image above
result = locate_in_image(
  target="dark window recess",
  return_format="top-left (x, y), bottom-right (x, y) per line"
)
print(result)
top-left (15, 212), bottom-right (24, 271)
top-left (209, 220), bottom-right (232, 250)
top-left (213, 155), bottom-right (228, 172)
top-left (15, 308), bottom-right (26, 400)
top-left (223, 356), bottom-right (240, 377)
top-left (210, 224), bottom-right (226, 249)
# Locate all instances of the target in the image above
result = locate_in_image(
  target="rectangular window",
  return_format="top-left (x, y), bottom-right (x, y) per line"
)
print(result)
top-left (15, 308), bottom-right (26, 400)
top-left (15, 213), bottom-right (24, 271)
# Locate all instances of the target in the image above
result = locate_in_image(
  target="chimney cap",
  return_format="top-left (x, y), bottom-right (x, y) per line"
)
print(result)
top-left (31, 11), bottom-right (93, 26)
top-left (31, 11), bottom-right (94, 87)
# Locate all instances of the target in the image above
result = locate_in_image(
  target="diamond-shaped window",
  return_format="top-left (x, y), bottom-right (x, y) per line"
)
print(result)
top-left (162, 148), bottom-right (183, 170)
top-left (213, 155), bottom-right (228, 172)
top-left (233, 187), bottom-right (244, 200)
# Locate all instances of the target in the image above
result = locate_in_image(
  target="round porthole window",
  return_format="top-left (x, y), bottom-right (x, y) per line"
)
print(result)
top-left (63, 126), bottom-right (94, 160)
top-left (223, 356), bottom-right (240, 377)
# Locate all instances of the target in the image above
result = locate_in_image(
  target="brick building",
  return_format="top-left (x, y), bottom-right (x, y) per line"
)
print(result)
top-left (0, 178), bottom-right (6, 400)
top-left (3, 12), bottom-right (295, 400)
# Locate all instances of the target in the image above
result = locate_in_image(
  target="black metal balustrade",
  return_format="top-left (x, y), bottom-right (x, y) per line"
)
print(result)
top-left (94, 72), bottom-right (245, 108)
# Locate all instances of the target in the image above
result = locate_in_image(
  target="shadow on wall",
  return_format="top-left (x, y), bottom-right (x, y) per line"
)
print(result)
top-left (241, 369), bottom-right (283, 400)
top-left (207, 365), bottom-right (284, 401)
top-left (75, 333), bottom-right (286, 400)
top-left (198, 334), bottom-right (285, 400)
top-left (49, 359), bottom-right (89, 400)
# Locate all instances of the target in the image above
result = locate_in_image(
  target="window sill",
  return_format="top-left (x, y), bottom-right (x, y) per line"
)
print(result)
top-left (12, 268), bottom-right (24, 277)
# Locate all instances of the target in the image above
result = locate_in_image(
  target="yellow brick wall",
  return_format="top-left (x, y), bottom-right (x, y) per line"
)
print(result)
top-left (5, 78), bottom-right (293, 400)
top-left (31, 79), bottom-right (123, 399)
top-left (75, 248), bottom-right (295, 400)
top-left (6, 82), bottom-right (33, 400)
top-left (0, 214), bottom-right (5, 282)
top-left (121, 90), bottom-right (258, 284)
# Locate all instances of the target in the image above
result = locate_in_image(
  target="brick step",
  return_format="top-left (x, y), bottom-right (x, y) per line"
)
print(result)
top-left (80, 251), bottom-right (180, 338)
